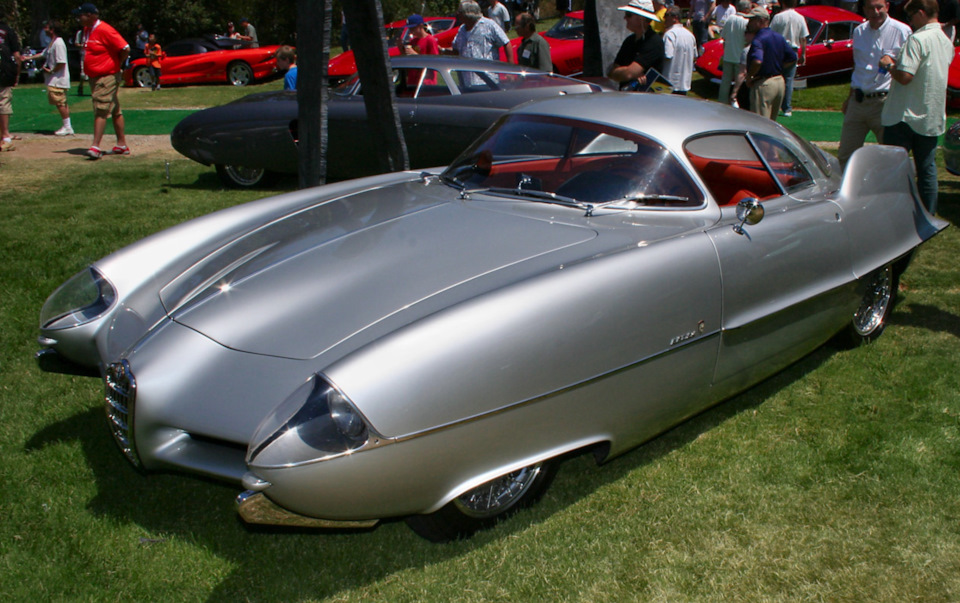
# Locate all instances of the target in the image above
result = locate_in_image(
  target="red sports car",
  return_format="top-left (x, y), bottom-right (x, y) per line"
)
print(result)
top-left (510, 9), bottom-right (585, 75)
top-left (123, 36), bottom-right (282, 88)
top-left (695, 6), bottom-right (864, 84)
top-left (328, 16), bottom-right (459, 83)
top-left (946, 47), bottom-right (960, 108)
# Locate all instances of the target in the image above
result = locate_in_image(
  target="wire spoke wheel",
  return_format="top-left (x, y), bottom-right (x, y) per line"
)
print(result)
top-left (215, 164), bottom-right (274, 188)
top-left (453, 464), bottom-right (544, 518)
top-left (405, 459), bottom-right (558, 542)
top-left (852, 264), bottom-right (893, 337)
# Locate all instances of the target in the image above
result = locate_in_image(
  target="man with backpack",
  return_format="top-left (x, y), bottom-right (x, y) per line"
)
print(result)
top-left (0, 12), bottom-right (22, 151)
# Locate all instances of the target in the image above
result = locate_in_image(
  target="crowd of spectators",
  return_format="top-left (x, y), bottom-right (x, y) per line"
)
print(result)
top-left (0, 0), bottom-right (956, 211)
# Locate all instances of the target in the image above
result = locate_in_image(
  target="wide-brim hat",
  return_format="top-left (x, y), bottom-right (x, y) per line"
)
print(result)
top-left (618, 0), bottom-right (661, 22)
top-left (747, 6), bottom-right (770, 20)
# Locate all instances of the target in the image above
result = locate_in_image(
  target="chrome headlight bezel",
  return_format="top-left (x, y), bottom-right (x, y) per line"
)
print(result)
top-left (40, 267), bottom-right (117, 330)
top-left (247, 374), bottom-right (375, 468)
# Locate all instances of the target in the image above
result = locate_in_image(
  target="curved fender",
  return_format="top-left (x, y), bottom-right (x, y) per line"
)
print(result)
top-left (836, 145), bottom-right (948, 279)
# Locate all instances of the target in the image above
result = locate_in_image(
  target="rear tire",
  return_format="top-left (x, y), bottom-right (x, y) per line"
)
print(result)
top-left (215, 164), bottom-right (276, 188)
top-left (227, 61), bottom-right (254, 86)
top-left (839, 263), bottom-right (897, 347)
top-left (406, 461), bottom-right (558, 542)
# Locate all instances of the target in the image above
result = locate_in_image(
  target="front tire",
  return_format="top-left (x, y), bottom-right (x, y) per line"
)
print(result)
top-left (227, 61), bottom-right (254, 86)
top-left (840, 263), bottom-right (897, 347)
top-left (132, 66), bottom-right (154, 88)
top-left (215, 164), bottom-right (275, 188)
top-left (405, 461), bottom-right (558, 542)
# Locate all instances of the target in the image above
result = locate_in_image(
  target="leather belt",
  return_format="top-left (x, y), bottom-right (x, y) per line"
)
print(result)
top-left (854, 89), bottom-right (888, 102)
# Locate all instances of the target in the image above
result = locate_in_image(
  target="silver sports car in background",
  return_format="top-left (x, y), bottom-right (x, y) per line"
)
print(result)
top-left (170, 55), bottom-right (604, 187)
top-left (38, 94), bottom-right (945, 541)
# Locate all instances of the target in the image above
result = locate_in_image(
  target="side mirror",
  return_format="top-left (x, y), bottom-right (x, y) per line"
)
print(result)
top-left (734, 198), bottom-right (764, 235)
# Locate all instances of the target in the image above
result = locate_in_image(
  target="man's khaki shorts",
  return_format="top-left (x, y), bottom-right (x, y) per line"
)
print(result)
top-left (47, 86), bottom-right (68, 107)
top-left (0, 87), bottom-right (12, 115)
top-left (91, 73), bottom-right (122, 118)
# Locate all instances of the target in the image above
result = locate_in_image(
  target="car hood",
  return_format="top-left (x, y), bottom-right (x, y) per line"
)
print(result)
top-left (161, 180), bottom-right (600, 361)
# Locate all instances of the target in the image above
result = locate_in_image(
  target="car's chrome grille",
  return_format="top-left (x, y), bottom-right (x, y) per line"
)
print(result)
top-left (104, 360), bottom-right (141, 467)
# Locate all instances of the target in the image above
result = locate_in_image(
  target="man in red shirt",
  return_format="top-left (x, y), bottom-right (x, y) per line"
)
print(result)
top-left (401, 15), bottom-right (440, 87)
top-left (76, 3), bottom-right (130, 159)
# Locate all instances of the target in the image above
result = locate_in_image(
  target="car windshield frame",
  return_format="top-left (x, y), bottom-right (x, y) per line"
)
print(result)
top-left (546, 14), bottom-right (585, 40)
top-left (441, 114), bottom-right (706, 211)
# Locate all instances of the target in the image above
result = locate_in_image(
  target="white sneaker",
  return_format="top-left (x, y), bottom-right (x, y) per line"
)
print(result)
top-left (54, 126), bottom-right (74, 136)
top-left (782, 111), bottom-right (793, 117)
top-left (730, 99), bottom-right (739, 109)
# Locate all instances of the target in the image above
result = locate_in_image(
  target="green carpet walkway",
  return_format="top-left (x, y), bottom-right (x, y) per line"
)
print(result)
top-left (6, 84), bottom-right (947, 144)
top-left (9, 86), bottom-right (194, 136)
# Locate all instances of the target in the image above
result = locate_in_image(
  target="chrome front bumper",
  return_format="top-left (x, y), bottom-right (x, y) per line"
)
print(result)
top-left (236, 490), bottom-right (379, 529)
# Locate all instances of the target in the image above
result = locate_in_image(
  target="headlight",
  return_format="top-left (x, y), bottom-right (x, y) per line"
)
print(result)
top-left (40, 267), bottom-right (117, 329)
top-left (247, 375), bottom-right (372, 468)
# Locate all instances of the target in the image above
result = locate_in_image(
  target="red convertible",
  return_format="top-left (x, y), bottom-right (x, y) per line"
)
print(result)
top-left (695, 6), bottom-right (864, 84)
top-left (328, 16), bottom-right (459, 83)
top-left (123, 36), bottom-right (282, 88)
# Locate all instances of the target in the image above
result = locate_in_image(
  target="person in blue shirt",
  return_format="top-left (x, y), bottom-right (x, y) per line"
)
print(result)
top-left (275, 45), bottom-right (297, 91)
top-left (745, 6), bottom-right (797, 120)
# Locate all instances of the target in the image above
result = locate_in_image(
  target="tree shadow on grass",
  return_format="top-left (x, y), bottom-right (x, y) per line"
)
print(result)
top-left (24, 344), bottom-right (834, 600)
top-left (165, 170), bottom-right (299, 192)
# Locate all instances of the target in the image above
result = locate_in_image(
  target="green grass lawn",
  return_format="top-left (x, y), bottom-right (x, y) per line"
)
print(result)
top-left (2, 71), bottom-right (960, 600)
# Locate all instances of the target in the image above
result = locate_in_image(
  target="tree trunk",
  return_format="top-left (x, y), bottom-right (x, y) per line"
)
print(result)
top-left (296, 0), bottom-right (331, 188)
top-left (582, 0), bottom-right (603, 78)
top-left (341, 0), bottom-right (409, 175)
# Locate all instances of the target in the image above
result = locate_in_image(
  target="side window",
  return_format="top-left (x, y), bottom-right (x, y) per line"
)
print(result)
top-left (751, 134), bottom-right (814, 192)
top-left (453, 70), bottom-right (499, 92)
top-left (166, 42), bottom-right (203, 57)
top-left (825, 22), bottom-right (852, 42)
top-left (805, 19), bottom-right (822, 45)
top-left (685, 133), bottom-right (782, 206)
top-left (395, 68), bottom-right (448, 97)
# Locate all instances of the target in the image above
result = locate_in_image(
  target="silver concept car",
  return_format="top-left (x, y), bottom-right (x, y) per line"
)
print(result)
top-left (38, 94), bottom-right (946, 541)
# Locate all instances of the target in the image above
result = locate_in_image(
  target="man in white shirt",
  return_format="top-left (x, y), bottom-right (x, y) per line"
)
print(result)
top-left (23, 19), bottom-right (73, 135)
top-left (709, 0), bottom-right (737, 38)
top-left (718, 0), bottom-right (750, 104)
top-left (487, 0), bottom-right (511, 33)
top-left (880, 0), bottom-right (953, 214)
top-left (770, 0), bottom-right (808, 116)
top-left (662, 6), bottom-right (697, 94)
top-left (838, 0), bottom-right (911, 167)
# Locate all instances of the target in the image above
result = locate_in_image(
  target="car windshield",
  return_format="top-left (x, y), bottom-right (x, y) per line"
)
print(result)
top-left (441, 114), bottom-right (704, 209)
top-left (546, 15), bottom-right (585, 40)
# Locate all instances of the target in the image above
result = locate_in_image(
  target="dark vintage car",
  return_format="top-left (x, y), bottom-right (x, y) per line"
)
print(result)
top-left (328, 16), bottom-right (460, 84)
top-left (39, 93), bottom-right (945, 542)
top-left (696, 6), bottom-right (864, 84)
top-left (122, 35), bottom-right (282, 88)
top-left (942, 120), bottom-right (960, 174)
top-left (171, 56), bottom-right (604, 187)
